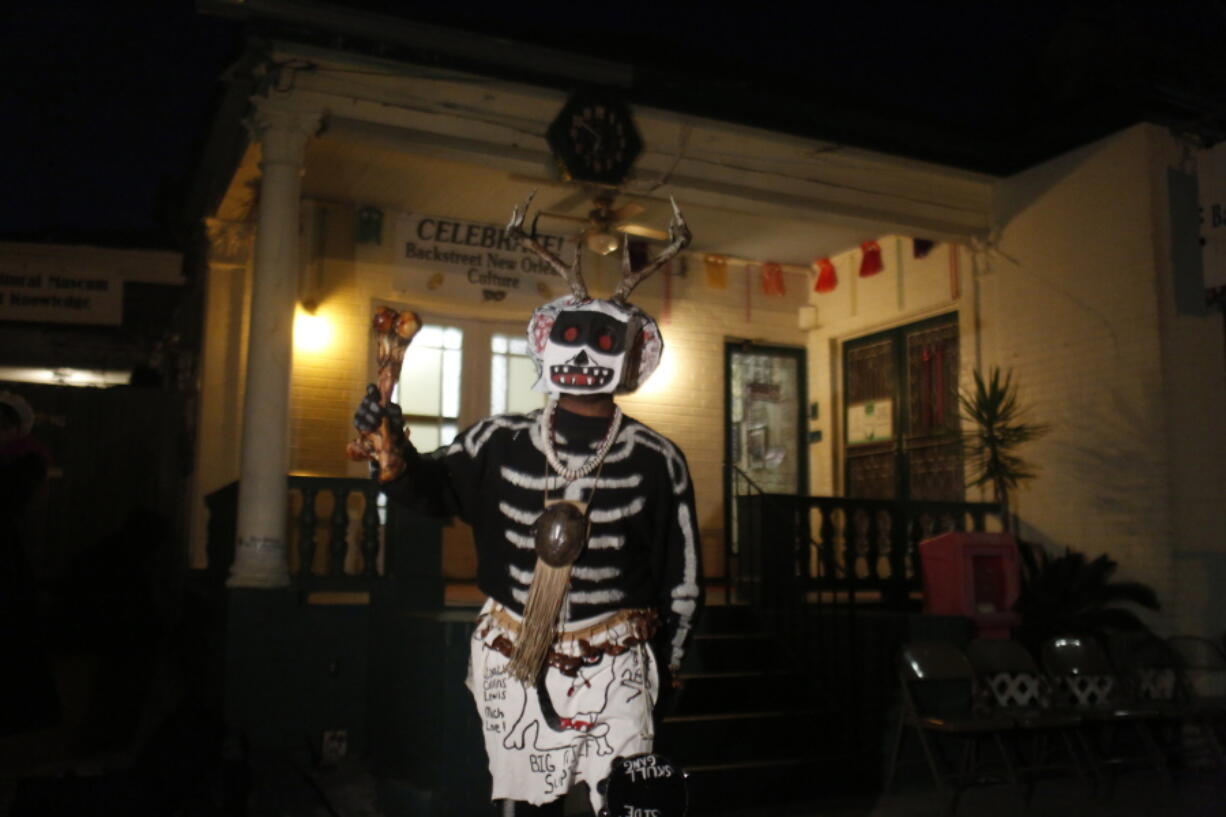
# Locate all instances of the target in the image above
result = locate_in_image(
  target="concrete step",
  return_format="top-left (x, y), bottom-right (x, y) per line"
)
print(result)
top-left (672, 669), bottom-right (809, 716)
top-left (658, 708), bottom-right (832, 766)
top-left (678, 753), bottom-right (868, 813)
top-left (693, 604), bottom-right (759, 635)
top-left (685, 632), bottom-right (783, 673)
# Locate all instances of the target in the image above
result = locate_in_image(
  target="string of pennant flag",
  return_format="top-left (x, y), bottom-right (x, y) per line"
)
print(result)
top-left (695, 237), bottom-right (941, 297)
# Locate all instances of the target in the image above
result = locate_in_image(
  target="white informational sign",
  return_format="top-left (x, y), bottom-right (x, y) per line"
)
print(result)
top-left (847, 400), bottom-right (893, 444)
top-left (0, 256), bottom-right (123, 325)
top-left (391, 213), bottom-right (578, 305)
top-left (1199, 142), bottom-right (1226, 289)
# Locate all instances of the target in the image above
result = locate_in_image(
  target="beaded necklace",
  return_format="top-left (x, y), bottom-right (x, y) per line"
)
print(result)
top-left (540, 398), bottom-right (623, 482)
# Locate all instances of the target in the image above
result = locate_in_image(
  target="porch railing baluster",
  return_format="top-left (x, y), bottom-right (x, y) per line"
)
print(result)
top-left (361, 485), bottom-right (380, 576)
top-left (865, 508), bottom-right (880, 582)
top-left (908, 511), bottom-right (924, 581)
top-left (818, 501), bottom-right (837, 583)
top-left (330, 487), bottom-right (349, 575)
top-left (728, 466), bottom-right (1001, 603)
top-left (299, 486), bottom-right (318, 576)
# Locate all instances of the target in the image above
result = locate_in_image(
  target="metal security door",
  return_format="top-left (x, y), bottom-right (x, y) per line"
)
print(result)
top-left (726, 342), bottom-right (808, 496)
top-left (843, 314), bottom-right (962, 501)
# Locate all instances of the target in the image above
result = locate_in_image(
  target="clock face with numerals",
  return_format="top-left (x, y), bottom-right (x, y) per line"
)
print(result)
top-left (546, 92), bottom-right (643, 185)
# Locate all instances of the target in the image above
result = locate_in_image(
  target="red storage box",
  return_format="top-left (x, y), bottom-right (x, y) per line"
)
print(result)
top-left (919, 531), bottom-right (1021, 638)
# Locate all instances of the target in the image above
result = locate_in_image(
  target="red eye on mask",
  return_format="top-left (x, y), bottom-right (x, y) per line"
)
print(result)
top-left (563, 326), bottom-right (579, 342)
top-left (597, 332), bottom-right (614, 351)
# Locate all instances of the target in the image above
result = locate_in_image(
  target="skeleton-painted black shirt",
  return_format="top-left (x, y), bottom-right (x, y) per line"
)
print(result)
top-left (381, 406), bottom-right (703, 671)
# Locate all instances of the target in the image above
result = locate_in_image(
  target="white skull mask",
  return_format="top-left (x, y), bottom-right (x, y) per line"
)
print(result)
top-left (527, 297), bottom-right (663, 396)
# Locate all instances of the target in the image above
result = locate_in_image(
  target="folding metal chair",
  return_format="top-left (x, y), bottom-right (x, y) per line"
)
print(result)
top-left (1108, 633), bottom-right (1226, 770)
top-left (1164, 636), bottom-right (1226, 764)
top-left (965, 638), bottom-right (1090, 793)
top-left (885, 641), bottom-right (1019, 816)
top-left (1041, 635), bottom-right (1170, 792)
top-left (1167, 636), bottom-right (1226, 703)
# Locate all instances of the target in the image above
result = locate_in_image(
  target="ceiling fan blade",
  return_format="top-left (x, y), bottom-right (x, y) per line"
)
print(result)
top-left (615, 223), bottom-right (669, 241)
top-left (506, 171), bottom-right (574, 186)
top-left (546, 188), bottom-right (593, 213)
top-left (610, 202), bottom-right (645, 222)
top-left (539, 211), bottom-right (591, 224)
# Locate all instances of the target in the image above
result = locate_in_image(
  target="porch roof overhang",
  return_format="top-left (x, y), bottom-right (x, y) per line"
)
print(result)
top-left (202, 36), bottom-right (995, 265)
top-left (200, 0), bottom-right (1219, 179)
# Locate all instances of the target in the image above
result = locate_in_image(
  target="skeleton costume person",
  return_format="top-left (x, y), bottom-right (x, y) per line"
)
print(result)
top-left (354, 196), bottom-right (702, 815)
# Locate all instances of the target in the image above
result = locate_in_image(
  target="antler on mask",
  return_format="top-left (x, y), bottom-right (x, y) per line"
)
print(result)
top-left (611, 197), bottom-right (691, 304)
top-left (506, 191), bottom-right (589, 301)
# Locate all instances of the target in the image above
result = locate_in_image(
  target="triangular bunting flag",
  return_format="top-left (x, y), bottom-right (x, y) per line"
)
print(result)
top-left (704, 254), bottom-right (728, 289)
top-left (859, 241), bottom-right (883, 277)
top-left (761, 262), bottom-right (785, 296)
top-left (813, 258), bottom-right (837, 293)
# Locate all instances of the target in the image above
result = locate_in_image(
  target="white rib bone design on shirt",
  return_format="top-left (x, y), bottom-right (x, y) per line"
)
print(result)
top-left (499, 466), bottom-right (641, 494)
top-left (589, 497), bottom-right (645, 523)
top-left (459, 413), bottom-right (537, 458)
top-left (499, 501), bottom-right (542, 526)
top-left (587, 534), bottom-right (623, 550)
top-left (505, 529), bottom-right (536, 550)
top-left (460, 409), bottom-right (698, 672)
top-left (493, 412), bottom-right (651, 622)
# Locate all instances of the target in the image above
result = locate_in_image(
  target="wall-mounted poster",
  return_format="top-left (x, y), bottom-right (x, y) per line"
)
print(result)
top-left (847, 400), bottom-right (893, 444)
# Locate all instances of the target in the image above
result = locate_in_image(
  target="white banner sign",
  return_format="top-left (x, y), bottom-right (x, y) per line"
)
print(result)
top-left (1199, 142), bottom-right (1226, 290)
top-left (391, 213), bottom-right (578, 305)
top-left (0, 258), bottom-right (122, 325)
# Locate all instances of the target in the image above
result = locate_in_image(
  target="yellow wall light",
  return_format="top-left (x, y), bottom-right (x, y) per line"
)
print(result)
top-left (294, 306), bottom-right (333, 354)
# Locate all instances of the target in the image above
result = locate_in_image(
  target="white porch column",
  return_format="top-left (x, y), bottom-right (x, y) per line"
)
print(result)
top-left (227, 94), bottom-right (321, 588)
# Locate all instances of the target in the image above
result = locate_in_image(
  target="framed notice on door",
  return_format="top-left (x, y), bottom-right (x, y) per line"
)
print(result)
top-left (847, 400), bottom-right (893, 444)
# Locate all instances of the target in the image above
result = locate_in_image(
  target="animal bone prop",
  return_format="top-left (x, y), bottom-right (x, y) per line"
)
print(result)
top-left (346, 306), bottom-right (422, 483)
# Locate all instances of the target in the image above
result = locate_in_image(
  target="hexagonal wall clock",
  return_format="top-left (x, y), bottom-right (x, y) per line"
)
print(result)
top-left (546, 91), bottom-right (643, 186)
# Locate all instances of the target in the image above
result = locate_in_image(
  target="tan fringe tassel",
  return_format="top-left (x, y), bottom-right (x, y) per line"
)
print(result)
top-left (506, 558), bottom-right (571, 683)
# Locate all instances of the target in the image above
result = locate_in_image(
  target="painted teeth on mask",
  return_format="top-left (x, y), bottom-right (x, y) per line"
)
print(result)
top-left (549, 365), bottom-right (612, 387)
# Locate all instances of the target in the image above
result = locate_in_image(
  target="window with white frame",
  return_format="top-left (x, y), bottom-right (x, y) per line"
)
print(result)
top-left (393, 323), bottom-right (463, 451)
top-left (490, 333), bottom-right (546, 416)
top-left (378, 314), bottom-right (546, 584)
top-left (382, 316), bottom-right (546, 459)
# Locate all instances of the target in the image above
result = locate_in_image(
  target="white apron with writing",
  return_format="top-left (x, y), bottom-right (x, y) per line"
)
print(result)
top-left (467, 600), bottom-right (659, 811)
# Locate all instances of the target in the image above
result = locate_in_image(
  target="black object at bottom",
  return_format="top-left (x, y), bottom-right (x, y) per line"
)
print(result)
top-left (599, 753), bottom-right (688, 817)
top-left (493, 798), bottom-right (566, 816)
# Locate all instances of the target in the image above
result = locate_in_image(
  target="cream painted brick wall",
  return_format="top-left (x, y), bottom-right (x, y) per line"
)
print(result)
top-left (188, 259), bottom-right (251, 568)
top-left (989, 127), bottom-right (1175, 611)
top-left (804, 125), bottom-right (1217, 633)
top-left (1146, 127), bottom-right (1226, 636)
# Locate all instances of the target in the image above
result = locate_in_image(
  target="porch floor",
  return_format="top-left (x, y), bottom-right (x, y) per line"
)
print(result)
top-left (4, 664), bottom-right (1222, 817)
top-left (742, 771), bottom-right (1226, 817)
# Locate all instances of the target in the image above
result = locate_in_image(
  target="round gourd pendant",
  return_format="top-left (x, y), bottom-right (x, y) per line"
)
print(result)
top-left (532, 501), bottom-right (589, 567)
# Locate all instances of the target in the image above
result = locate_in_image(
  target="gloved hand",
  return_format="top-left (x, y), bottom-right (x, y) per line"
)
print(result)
top-left (353, 384), bottom-right (405, 434)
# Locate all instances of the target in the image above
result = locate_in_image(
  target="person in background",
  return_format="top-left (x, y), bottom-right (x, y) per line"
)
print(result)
top-left (0, 390), bottom-right (58, 735)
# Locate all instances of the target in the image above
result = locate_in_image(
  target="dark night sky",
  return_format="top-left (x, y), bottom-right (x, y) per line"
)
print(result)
top-left (4, 1), bottom-right (1223, 251)
top-left (3, 3), bottom-right (240, 248)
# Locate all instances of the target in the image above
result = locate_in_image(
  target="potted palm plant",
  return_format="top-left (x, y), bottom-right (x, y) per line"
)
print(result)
top-left (960, 367), bottom-right (1049, 533)
top-left (1014, 546), bottom-right (1159, 651)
